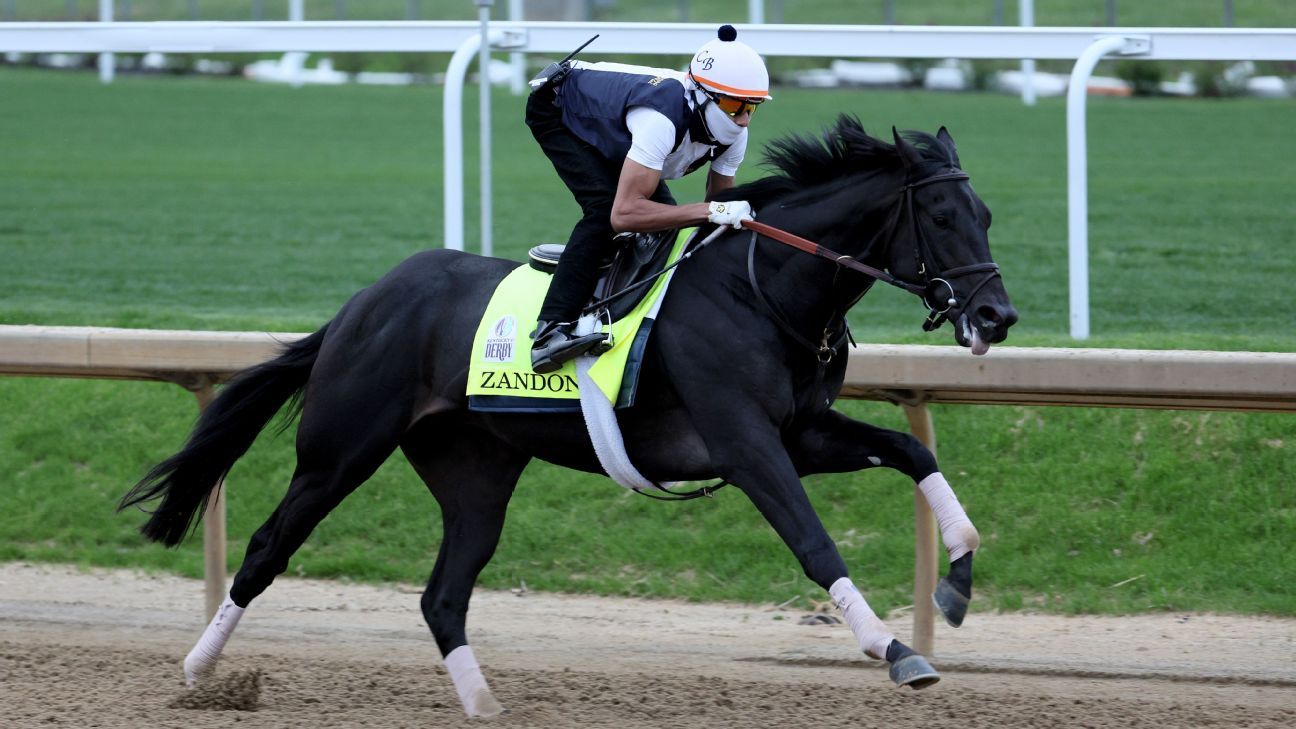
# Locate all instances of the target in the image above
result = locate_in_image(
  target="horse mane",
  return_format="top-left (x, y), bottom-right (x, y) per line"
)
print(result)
top-left (716, 115), bottom-right (954, 209)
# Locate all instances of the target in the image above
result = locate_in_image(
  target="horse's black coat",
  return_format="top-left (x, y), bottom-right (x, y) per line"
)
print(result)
top-left (121, 117), bottom-right (1016, 665)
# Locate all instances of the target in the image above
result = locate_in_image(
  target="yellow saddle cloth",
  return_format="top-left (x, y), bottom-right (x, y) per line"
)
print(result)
top-left (467, 228), bottom-right (694, 412)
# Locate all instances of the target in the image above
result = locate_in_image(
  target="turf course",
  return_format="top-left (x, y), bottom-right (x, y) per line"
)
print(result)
top-left (1, 67), bottom-right (1293, 616)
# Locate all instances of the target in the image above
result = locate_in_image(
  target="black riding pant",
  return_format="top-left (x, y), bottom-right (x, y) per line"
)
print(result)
top-left (525, 85), bottom-right (675, 324)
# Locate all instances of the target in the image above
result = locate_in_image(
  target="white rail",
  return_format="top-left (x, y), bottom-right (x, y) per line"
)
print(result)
top-left (3, 324), bottom-right (1293, 650)
top-left (4, 21), bottom-right (1294, 59)
top-left (2, 21), bottom-right (1293, 330)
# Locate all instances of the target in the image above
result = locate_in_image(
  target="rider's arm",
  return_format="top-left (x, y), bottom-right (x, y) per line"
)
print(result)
top-left (611, 108), bottom-right (753, 232)
top-left (705, 170), bottom-right (735, 201)
top-left (610, 160), bottom-right (711, 233)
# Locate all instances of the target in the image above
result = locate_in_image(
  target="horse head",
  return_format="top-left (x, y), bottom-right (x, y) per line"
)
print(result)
top-left (885, 126), bottom-right (1018, 354)
top-left (728, 117), bottom-right (1016, 355)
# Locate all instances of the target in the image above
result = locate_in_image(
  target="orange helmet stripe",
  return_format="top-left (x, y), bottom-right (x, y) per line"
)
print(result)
top-left (690, 73), bottom-right (770, 100)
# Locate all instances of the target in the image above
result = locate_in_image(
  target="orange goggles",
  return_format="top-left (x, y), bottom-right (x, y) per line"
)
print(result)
top-left (698, 86), bottom-right (764, 117)
top-left (713, 94), bottom-right (763, 117)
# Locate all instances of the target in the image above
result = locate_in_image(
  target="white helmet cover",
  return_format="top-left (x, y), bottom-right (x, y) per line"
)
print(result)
top-left (689, 25), bottom-right (772, 100)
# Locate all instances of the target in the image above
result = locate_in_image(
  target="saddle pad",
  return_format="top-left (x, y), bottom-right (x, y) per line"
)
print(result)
top-left (467, 228), bottom-right (694, 412)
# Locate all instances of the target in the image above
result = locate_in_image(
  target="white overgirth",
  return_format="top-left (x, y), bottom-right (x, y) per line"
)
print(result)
top-left (572, 276), bottom-right (673, 493)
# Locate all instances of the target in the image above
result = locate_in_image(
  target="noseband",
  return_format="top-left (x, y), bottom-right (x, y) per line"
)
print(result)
top-left (743, 167), bottom-right (1001, 336)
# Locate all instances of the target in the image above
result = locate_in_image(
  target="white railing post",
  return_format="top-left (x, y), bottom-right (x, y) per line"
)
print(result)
top-left (477, 1), bottom-right (494, 258)
top-left (1066, 35), bottom-right (1151, 340)
top-left (1019, 0), bottom-right (1036, 106)
top-left (444, 33), bottom-right (482, 252)
top-left (288, 0), bottom-right (305, 88)
top-left (98, 0), bottom-right (114, 84)
top-left (508, 0), bottom-right (526, 95)
top-left (445, 26), bottom-right (525, 253)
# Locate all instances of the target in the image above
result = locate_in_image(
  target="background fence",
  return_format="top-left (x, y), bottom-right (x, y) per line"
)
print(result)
top-left (4, 324), bottom-right (1292, 650)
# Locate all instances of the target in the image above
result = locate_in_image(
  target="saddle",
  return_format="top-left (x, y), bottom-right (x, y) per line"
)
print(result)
top-left (466, 227), bottom-right (696, 414)
top-left (527, 228), bottom-right (682, 324)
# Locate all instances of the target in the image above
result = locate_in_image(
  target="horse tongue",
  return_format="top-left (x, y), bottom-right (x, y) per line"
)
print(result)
top-left (960, 314), bottom-right (991, 356)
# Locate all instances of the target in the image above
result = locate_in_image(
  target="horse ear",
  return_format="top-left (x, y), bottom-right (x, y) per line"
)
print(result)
top-left (891, 126), bottom-right (924, 169)
top-left (936, 126), bottom-right (961, 167)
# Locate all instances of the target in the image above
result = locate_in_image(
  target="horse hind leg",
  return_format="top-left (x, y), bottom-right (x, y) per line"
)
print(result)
top-left (401, 420), bottom-right (529, 718)
top-left (184, 367), bottom-right (414, 685)
top-left (183, 464), bottom-right (390, 684)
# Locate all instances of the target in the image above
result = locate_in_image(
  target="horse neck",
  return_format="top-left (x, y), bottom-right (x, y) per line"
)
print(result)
top-left (747, 174), bottom-right (902, 332)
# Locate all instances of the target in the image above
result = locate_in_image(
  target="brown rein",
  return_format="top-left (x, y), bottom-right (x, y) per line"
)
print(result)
top-left (742, 220), bottom-right (926, 299)
top-left (740, 168), bottom-right (1000, 331)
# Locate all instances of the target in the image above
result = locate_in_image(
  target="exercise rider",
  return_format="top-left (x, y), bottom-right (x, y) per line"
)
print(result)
top-left (525, 24), bottom-right (772, 373)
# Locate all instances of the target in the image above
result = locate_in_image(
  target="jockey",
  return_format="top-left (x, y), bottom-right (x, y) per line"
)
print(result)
top-left (525, 24), bottom-right (771, 373)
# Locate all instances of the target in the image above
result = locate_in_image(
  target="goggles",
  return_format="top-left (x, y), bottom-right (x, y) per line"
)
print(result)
top-left (692, 77), bottom-right (765, 118)
top-left (711, 93), bottom-right (763, 117)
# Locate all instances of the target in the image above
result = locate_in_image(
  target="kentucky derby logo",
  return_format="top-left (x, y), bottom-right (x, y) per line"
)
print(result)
top-left (483, 316), bottom-right (516, 363)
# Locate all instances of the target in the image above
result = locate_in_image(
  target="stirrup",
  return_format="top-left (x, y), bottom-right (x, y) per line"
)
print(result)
top-left (531, 323), bottom-right (606, 374)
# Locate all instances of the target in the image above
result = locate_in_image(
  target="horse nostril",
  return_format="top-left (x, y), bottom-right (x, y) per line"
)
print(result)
top-left (977, 304), bottom-right (1018, 333)
top-left (977, 305), bottom-right (1002, 329)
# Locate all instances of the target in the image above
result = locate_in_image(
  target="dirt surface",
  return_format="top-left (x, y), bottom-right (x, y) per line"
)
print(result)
top-left (1, 562), bottom-right (1293, 728)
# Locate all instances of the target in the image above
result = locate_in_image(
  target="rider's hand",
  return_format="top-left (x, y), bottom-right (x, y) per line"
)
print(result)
top-left (707, 200), bottom-right (755, 229)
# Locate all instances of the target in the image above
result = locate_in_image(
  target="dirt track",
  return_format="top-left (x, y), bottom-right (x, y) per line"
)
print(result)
top-left (1, 563), bottom-right (1293, 728)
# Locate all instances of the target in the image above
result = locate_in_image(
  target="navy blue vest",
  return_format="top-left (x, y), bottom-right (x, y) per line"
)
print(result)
top-left (557, 68), bottom-right (691, 163)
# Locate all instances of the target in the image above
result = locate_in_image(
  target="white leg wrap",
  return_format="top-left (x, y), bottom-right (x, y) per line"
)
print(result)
top-left (918, 472), bottom-right (980, 562)
top-left (444, 645), bottom-right (503, 718)
top-left (829, 578), bottom-right (894, 660)
top-left (183, 593), bottom-right (244, 686)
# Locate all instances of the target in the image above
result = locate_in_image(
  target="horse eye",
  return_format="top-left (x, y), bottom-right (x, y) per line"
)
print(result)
top-left (932, 214), bottom-right (951, 229)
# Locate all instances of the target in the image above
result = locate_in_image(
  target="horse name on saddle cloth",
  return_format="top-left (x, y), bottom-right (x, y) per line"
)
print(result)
top-left (467, 228), bottom-right (693, 412)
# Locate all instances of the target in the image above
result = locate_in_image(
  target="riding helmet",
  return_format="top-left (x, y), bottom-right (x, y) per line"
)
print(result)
top-left (689, 25), bottom-right (772, 100)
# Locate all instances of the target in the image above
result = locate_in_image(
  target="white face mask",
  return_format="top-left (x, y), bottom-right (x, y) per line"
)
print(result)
top-left (701, 98), bottom-right (745, 146)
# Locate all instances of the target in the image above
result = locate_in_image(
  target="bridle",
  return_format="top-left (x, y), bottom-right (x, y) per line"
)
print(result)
top-left (621, 170), bottom-right (1002, 504)
top-left (743, 167), bottom-right (1002, 352)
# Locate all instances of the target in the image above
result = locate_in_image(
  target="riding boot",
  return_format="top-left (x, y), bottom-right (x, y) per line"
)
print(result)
top-left (530, 320), bottom-right (607, 374)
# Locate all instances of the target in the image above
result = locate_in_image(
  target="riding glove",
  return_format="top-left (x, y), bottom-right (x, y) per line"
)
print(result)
top-left (707, 200), bottom-right (755, 229)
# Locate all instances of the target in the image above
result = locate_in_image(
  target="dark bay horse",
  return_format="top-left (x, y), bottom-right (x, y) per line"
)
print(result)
top-left (120, 117), bottom-right (1017, 716)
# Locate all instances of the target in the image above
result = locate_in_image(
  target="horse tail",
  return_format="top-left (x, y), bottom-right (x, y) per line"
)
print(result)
top-left (118, 323), bottom-right (330, 547)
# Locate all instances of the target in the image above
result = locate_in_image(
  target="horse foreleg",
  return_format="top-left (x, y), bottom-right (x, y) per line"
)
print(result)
top-left (791, 410), bottom-right (978, 627)
top-left (919, 473), bottom-right (978, 627)
top-left (402, 423), bottom-right (529, 718)
top-left (697, 425), bottom-right (937, 688)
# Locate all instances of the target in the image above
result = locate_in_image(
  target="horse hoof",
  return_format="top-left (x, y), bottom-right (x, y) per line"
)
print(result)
top-left (464, 688), bottom-right (505, 718)
top-left (889, 654), bottom-right (941, 689)
top-left (933, 576), bottom-right (970, 628)
top-left (183, 654), bottom-right (214, 687)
